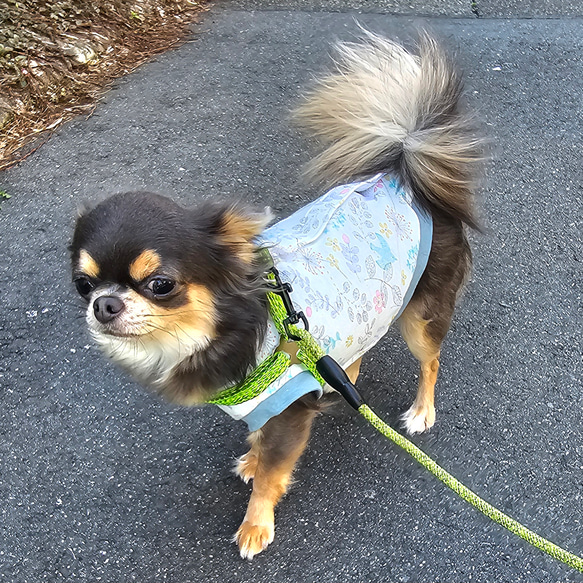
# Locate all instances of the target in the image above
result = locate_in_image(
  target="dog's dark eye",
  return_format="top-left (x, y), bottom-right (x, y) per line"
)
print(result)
top-left (75, 277), bottom-right (94, 298)
top-left (147, 277), bottom-right (176, 297)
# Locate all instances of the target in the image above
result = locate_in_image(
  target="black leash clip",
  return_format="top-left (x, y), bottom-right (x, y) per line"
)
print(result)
top-left (267, 266), bottom-right (309, 341)
top-left (267, 265), bottom-right (364, 410)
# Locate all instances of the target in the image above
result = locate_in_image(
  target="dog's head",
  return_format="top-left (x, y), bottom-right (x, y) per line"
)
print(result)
top-left (70, 192), bottom-right (271, 402)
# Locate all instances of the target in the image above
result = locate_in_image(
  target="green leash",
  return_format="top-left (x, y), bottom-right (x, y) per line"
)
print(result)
top-left (358, 404), bottom-right (583, 572)
top-left (210, 268), bottom-right (583, 572)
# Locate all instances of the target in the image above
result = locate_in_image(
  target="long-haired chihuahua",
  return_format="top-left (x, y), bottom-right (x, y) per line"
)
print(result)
top-left (71, 32), bottom-right (482, 559)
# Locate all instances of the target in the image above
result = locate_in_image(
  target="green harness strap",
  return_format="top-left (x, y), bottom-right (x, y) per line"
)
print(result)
top-left (207, 279), bottom-right (326, 407)
top-left (206, 350), bottom-right (291, 406)
top-left (208, 279), bottom-right (583, 573)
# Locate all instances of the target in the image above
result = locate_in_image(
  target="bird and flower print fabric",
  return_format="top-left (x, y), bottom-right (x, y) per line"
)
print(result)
top-left (217, 173), bottom-right (433, 430)
top-left (262, 173), bottom-right (433, 370)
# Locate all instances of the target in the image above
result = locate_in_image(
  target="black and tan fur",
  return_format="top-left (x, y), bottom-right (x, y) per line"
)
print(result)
top-left (71, 31), bottom-right (482, 560)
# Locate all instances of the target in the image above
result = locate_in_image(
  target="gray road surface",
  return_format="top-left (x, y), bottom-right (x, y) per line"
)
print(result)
top-left (0, 2), bottom-right (582, 581)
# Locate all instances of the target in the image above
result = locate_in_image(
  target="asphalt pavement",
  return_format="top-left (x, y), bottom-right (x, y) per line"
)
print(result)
top-left (0, 2), bottom-right (582, 581)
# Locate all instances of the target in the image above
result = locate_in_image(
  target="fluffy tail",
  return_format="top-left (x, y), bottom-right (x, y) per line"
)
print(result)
top-left (295, 31), bottom-right (483, 229)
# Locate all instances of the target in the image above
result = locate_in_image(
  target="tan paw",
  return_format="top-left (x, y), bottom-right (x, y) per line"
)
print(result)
top-left (235, 520), bottom-right (275, 560)
top-left (234, 452), bottom-right (258, 484)
top-left (401, 403), bottom-right (435, 434)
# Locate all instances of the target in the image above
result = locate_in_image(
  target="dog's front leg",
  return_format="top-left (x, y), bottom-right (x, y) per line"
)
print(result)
top-left (235, 398), bottom-right (317, 559)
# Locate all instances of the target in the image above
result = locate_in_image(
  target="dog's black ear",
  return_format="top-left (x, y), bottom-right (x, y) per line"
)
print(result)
top-left (75, 200), bottom-right (93, 220)
top-left (70, 201), bottom-right (92, 256)
top-left (208, 203), bottom-right (272, 263)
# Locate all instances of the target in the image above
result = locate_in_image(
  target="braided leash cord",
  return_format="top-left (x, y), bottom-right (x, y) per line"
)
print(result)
top-left (269, 288), bottom-right (583, 571)
top-left (359, 404), bottom-right (583, 572)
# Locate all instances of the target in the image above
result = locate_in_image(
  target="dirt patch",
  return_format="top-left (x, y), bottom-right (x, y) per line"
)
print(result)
top-left (0, 0), bottom-right (210, 171)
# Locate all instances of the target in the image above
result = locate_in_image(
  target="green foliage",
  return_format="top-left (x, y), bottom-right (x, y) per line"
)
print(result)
top-left (0, 189), bottom-right (11, 209)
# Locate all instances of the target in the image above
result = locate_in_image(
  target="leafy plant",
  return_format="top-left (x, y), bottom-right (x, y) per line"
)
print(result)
top-left (0, 189), bottom-right (11, 209)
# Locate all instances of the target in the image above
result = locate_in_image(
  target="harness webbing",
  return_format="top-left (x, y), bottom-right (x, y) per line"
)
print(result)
top-left (207, 280), bottom-right (326, 407)
top-left (206, 350), bottom-right (291, 406)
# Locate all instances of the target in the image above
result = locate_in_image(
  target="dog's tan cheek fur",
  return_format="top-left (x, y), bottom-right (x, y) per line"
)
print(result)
top-left (146, 283), bottom-right (216, 340)
top-left (91, 285), bottom-right (218, 394)
top-left (104, 284), bottom-right (216, 342)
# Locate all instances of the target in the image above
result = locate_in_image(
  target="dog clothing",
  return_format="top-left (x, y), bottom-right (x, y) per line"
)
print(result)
top-left (217, 173), bottom-right (433, 430)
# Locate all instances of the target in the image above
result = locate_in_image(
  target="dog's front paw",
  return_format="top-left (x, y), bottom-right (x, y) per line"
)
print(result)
top-left (234, 452), bottom-right (258, 484)
top-left (401, 403), bottom-right (435, 434)
top-left (235, 520), bottom-right (275, 560)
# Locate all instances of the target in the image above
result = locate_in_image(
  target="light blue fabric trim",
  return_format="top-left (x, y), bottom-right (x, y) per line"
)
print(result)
top-left (240, 371), bottom-right (323, 432)
top-left (394, 203), bottom-right (433, 321)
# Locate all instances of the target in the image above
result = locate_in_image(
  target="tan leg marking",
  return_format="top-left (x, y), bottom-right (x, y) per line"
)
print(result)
top-left (235, 403), bottom-right (316, 560)
top-left (235, 465), bottom-right (288, 560)
top-left (399, 304), bottom-right (442, 435)
top-left (234, 430), bottom-right (262, 484)
top-left (235, 451), bottom-right (259, 485)
top-left (402, 358), bottom-right (439, 434)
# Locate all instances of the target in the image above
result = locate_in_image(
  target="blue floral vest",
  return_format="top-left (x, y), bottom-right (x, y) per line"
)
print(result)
top-left (216, 174), bottom-right (433, 430)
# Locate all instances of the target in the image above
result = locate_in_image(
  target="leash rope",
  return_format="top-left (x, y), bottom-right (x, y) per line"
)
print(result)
top-left (358, 404), bottom-right (583, 572)
top-left (209, 267), bottom-right (583, 572)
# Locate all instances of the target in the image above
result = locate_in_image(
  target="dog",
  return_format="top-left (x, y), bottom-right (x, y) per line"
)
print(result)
top-left (70, 32), bottom-right (482, 559)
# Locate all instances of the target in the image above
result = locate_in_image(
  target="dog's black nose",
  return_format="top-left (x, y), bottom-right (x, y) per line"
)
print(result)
top-left (93, 295), bottom-right (125, 324)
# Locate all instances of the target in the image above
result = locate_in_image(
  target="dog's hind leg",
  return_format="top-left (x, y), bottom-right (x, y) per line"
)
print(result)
top-left (235, 397), bottom-right (318, 560)
top-left (398, 303), bottom-right (442, 434)
top-left (397, 214), bottom-right (471, 434)
top-left (344, 357), bottom-right (362, 385)
top-left (398, 298), bottom-right (453, 435)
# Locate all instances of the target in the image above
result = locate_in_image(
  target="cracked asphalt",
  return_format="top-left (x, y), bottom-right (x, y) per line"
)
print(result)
top-left (0, 2), bottom-right (582, 581)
